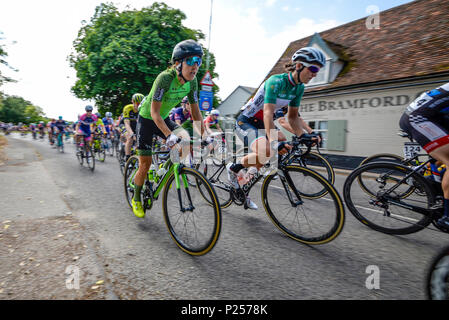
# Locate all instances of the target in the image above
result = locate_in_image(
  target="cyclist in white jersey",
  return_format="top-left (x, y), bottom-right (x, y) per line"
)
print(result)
top-left (227, 47), bottom-right (325, 209)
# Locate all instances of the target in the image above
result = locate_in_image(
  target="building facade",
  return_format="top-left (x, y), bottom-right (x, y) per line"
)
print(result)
top-left (265, 0), bottom-right (449, 167)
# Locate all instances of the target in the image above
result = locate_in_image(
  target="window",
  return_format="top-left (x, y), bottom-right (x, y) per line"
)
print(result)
top-left (306, 60), bottom-right (330, 87)
top-left (308, 120), bottom-right (328, 149)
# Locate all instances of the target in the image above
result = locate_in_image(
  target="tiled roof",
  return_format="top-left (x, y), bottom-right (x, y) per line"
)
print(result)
top-left (266, 0), bottom-right (449, 93)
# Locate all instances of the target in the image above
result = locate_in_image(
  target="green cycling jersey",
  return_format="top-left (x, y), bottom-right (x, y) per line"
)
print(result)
top-left (139, 68), bottom-right (199, 120)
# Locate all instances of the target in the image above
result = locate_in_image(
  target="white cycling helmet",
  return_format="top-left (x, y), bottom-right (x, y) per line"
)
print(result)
top-left (292, 47), bottom-right (326, 67)
top-left (211, 110), bottom-right (220, 116)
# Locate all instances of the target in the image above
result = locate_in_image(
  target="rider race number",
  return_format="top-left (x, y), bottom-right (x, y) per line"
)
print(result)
top-left (403, 142), bottom-right (422, 159)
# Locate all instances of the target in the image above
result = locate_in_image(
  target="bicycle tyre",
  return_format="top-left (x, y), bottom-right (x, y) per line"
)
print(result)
top-left (426, 245), bottom-right (449, 300)
top-left (123, 155), bottom-right (140, 210)
top-left (76, 148), bottom-right (84, 166)
top-left (359, 153), bottom-right (404, 166)
top-left (85, 144), bottom-right (95, 172)
top-left (261, 165), bottom-right (345, 245)
top-left (162, 166), bottom-right (221, 256)
top-left (195, 161), bottom-right (233, 209)
top-left (343, 162), bottom-right (434, 235)
top-left (294, 151), bottom-right (335, 184)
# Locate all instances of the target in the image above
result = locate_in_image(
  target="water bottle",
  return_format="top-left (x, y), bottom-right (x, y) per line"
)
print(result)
top-left (237, 169), bottom-right (249, 187)
top-left (157, 164), bottom-right (167, 178)
top-left (431, 163), bottom-right (442, 183)
top-left (246, 167), bottom-right (258, 181)
top-left (148, 164), bottom-right (155, 182)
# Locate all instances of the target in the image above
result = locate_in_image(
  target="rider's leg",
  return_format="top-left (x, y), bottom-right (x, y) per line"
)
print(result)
top-left (125, 136), bottom-right (133, 157)
top-left (133, 155), bottom-right (152, 203)
top-left (430, 144), bottom-right (449, 221)
top-left (241, 130), bottom-right (287, 171)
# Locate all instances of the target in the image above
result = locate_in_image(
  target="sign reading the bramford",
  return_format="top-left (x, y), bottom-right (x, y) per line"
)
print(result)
top-left (299, 94), bottom-right (412, 113)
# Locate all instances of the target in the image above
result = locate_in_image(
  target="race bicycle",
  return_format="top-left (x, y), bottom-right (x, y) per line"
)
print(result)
top-left (123, 138), bottom-right (222, 255)
top-left (93, 132), bottom-right (106, 162)
top-left (343, 157), bottom-right (449, 235)
top-left (76, 133), bottom-right (95, 172)
top-left (197, 134), bottom-right (345, 245)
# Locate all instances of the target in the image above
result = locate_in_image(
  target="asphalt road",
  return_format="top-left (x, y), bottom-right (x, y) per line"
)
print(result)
top-left (2, 132), bottom-right (449, 300)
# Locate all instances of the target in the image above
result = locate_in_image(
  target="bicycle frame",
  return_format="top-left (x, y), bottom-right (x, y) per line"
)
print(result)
top-left (209, 136), bottom-right (317, 205)
top-left (128, 153), bottom-right (195, 211)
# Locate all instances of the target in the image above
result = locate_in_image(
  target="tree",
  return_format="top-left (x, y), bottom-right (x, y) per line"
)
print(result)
top-left (69, 2), bottom-right (220, 116)
top-left (0, 95), bottom-right (45, 124)
top-left (0, 31), bottom-right (17, 87)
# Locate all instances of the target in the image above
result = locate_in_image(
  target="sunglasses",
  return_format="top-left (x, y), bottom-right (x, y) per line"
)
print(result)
top-left (301, 62), bottom-right (321, 73)
top-left (185, 56), bottom-right (202, 67)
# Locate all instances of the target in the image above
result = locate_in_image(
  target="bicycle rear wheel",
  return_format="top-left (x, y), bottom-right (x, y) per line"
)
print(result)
top-left (261, 165), bottom-right (345, 245)
top-left (162, 166), bottom-right (221, 256)
top-left (295, 151), bottom-right (335, 185)
top-left (343, 162), bottom-right (434, 235)
top-left (123, 155), bottom-right (140, 210)
top-left (96, 146), bottom-right (106, 162)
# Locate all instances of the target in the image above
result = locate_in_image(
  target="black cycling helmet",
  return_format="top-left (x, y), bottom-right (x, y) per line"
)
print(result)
top-left (85, 105), bottom-right (93, 112)
top-left (171, 39), bottom-right (204, 63)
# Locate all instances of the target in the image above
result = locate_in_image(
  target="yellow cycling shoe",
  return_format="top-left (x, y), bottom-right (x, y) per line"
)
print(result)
top-left (131, 198), bottom-right (145, 218)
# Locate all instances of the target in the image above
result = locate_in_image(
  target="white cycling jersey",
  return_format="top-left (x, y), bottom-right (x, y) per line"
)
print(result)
top-left (240, 73), bottom-right (304, 121)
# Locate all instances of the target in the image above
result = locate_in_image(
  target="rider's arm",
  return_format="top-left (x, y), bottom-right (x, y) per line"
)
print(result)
top-left (190, 103), bottom-right (206, 138)
top-left (286, 106), bottom-right (306, 137)
top-left (263, 103), bottom-right (278, 144)
top-left (124, 119), bottom-right (133, 135)
top-left (204, 120), bottom-right (212, 135)
top-left (300, 117), bottom-right (313, 134)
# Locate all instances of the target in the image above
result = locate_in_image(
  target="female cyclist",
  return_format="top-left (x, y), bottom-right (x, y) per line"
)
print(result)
top-left (227, 47), bottom-right (325, 210)
top-left (131, 39), bottom-right (207, 218)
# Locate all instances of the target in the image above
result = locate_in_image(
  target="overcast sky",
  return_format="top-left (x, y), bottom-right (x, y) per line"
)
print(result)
top-left (0, 0), bottom-right (413, 121)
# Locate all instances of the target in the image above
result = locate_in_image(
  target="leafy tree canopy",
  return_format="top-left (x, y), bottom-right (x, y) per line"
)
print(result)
top-left (0, 31), bottom-right (17, 87)
top-left (0, 94), bottom-right (46, 124)
top-left (70, 2), bottom-right (220, 117)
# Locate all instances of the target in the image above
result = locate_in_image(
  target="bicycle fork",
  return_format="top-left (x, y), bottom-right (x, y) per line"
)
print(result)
top-left (278, 169), bottom-right (304, 207)
top-left (174, 164), bottom-right (195, 212)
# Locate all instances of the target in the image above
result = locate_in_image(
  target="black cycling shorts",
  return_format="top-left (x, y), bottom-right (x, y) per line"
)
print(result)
top-left (399, 113), bottom-right (449, 153)
top-left (235, 114), bottom-right (268, 148)
top-left (136, 115), bottom-right (179, 156)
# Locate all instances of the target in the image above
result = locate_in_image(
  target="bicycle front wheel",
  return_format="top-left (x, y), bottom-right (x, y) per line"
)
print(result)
top-left (343, 162), bottom-right (434, 235)
top-left (427, 245), bottom-right (449, 300)
top-left (85, 144), bottom-right (95, 172)
top-left (261, 165), bottom-right (345, 245)
top-left (162, 166), bottom-right (221, 256)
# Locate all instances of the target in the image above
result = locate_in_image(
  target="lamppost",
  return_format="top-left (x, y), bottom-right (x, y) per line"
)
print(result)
top-left (206, 0), bottom-right (213, 71)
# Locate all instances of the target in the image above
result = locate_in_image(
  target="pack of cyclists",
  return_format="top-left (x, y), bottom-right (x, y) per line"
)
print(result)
top-left (3, 39), bottom-right (448, 234)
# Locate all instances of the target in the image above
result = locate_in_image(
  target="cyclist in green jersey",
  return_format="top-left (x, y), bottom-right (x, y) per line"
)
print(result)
top-left (131, 39), bottom-right (207, 218)
top-left (123, 93), bottom-right (144, 162)
top-left (227, 47), bottom-right (325, 209)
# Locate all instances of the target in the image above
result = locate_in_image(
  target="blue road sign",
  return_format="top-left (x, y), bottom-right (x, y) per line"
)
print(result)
top-left (199, 90), bottom-right (214, 111)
